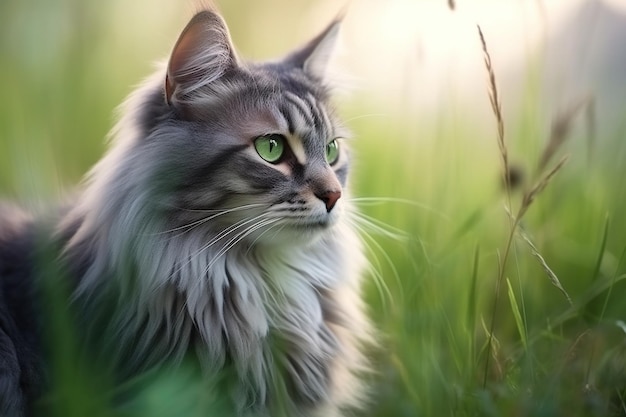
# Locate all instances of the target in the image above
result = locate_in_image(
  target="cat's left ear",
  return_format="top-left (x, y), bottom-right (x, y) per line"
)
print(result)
top-left (165, 10), bottom-right (238, 105)
top-left (285, 18), bottom-right (341, 80)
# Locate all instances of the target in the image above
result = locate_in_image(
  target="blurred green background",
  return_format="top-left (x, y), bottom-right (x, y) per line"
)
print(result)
top-left (2, 0), bottom-right (626, 416)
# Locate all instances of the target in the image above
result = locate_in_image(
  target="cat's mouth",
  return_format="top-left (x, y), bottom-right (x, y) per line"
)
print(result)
top-left (269, 200), bottom-right (341, 232)
top-left (284, 213), bottom-right (339, 230)
top-left (290, 220), bottom-right (331, 229)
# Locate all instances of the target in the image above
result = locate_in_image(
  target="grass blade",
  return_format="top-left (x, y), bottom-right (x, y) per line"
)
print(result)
top-left (590, 214), bottom-right (610, 282)
top-left (467, 245), bottom-right (480, 333)
top-left (518, 227), bottom-right (573, 306)
top-left (599, 242), bottom-right (626, 320)
top-left (506, 278), bottom-right (527, 351)
top-left (467, 245), bottom-right (480, 365)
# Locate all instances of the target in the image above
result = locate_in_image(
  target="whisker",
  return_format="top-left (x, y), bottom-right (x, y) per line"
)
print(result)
top-left (155, 214), bottom-right (224, 238)
top-left (168, 213), bottom-right (272, 280)
top-left (343, 217), bottom-right (394, 308)
top-left (348, 211), bottom-right (407, 241)
top-left (349, 197), bottom-right (450, 221)
top-left (152, 203), bottom-right (267, 237)
top-left (159, 202), bottom-right (266, 214)
top-left (245, 220), bottom-right (285, 255)
top-left (205, 218), bottom-right (280, 272)
top-left (202, 215), bottom-right (266, 249)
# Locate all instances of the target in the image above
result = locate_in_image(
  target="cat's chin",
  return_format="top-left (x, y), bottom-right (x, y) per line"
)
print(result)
top-left (256, 218), bottom-right (339, 247)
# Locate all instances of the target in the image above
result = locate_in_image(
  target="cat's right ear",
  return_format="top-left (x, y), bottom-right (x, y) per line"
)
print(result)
top-left (165, 11), bottom-right (238, 105)
top-left (284, 17), bottom-right (342, 81)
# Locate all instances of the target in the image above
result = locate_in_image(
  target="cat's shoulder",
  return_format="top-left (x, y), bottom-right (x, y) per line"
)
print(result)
top-left (0, 201), bottom-right (34, 249)
top-left (0, 201), bottom-right (32, 236)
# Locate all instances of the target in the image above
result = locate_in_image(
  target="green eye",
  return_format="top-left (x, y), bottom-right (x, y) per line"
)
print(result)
top-left (254, 134), bottom-right (285, 163)
top-left (326, 139), bottom-right (340, 165)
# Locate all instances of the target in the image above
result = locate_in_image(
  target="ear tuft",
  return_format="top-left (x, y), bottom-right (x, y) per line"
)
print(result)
top-left (285, 19), bottom-right (342, 81)
top-left (166, 10), bottom-right (238, 104)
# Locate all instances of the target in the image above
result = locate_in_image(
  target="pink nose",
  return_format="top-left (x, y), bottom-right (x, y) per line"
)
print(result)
top-left (316, 190), bottom-right (342, 212)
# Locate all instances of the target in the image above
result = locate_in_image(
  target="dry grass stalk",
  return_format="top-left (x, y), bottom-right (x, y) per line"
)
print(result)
top-left (539, 95), bottom-right (592, 172)
top-left (477, 25), bottom-right (508, 180)
top-left (478, 25), bottom-right (513, 389)
top-left (478, 26), bottom-right (571, 389)
top-left (481, 316), bottom-right (504, 380)
top-left (518, 155), bottom-right (569, 219)
top-left (518, 227), bottom-right (573, 306)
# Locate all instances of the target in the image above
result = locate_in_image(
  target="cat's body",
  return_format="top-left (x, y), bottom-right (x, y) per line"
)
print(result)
top-left (0, 8), bottom-right (370, 417)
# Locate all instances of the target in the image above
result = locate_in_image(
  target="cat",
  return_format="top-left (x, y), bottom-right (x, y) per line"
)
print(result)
top-left (0, 6), bottom-right (371, 417)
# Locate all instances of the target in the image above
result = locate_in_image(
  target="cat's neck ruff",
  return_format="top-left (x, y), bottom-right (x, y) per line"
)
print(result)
top-left (68, 191), bottom-right (366, 412)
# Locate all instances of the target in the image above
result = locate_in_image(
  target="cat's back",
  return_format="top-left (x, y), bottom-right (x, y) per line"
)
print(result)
top-left (0, 202), bottom-right (42, 417)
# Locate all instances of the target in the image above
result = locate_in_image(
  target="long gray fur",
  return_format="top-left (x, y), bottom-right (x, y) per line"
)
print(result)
top-left (0, 8), bottom-right (371, 417)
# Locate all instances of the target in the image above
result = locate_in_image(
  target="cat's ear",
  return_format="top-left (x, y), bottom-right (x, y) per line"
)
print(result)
top-left (165, 11), bottom-right (238, 104)
top-left (285, 19), bottom-right (341, 80)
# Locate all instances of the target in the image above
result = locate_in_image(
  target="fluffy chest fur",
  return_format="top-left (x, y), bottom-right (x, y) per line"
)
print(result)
top-left (68, 208), bottom-right (367, 416)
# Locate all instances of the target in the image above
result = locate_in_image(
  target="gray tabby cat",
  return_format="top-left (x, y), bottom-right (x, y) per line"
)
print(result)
top-left (0, 7), bottom-right (371, 417)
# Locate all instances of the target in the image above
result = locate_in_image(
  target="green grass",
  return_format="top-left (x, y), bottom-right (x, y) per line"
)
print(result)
top-left (2, 1), bottom-right (626, 416)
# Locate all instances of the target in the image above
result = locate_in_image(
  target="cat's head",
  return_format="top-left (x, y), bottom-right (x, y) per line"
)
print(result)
top-left (133, 10), bottom-right (351, 246)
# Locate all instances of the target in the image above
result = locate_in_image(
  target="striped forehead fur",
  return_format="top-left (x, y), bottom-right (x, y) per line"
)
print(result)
top-left (56, 9), bottom-right (371, 417)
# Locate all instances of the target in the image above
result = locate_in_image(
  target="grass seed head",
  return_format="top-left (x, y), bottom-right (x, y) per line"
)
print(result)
top-left (519, 154), bottom-right (569, 219)
top-left (539, 95), bottom-right (593, 173)
top-left (477, 25), bottom-right (508, 179)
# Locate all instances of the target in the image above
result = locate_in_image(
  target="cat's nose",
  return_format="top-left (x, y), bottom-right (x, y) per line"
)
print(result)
top-left (316, 190), bottom-right (342, 213)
